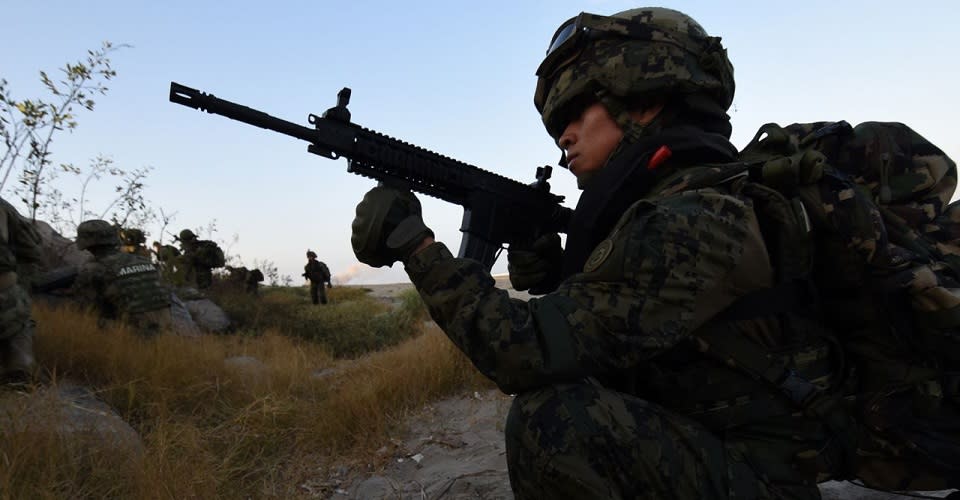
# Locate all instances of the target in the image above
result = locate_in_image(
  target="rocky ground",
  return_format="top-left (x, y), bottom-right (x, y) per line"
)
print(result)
top-left (334, 280), bottom-right (955, 500)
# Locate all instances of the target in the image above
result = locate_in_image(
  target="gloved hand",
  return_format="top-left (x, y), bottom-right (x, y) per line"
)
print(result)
top-left (352, 186), bottom-right (434, 268)
top-left (507, 232), bottom-right (563, 294)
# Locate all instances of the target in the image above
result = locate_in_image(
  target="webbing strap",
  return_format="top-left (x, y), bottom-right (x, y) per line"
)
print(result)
top-left (694, 324), bottom-right (856, 475)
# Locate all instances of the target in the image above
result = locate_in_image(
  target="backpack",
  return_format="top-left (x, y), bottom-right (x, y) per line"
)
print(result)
top-left (684, 120), bottom-right (960, 490)
top-left (194, 240), bottom-right (226, 268)
top-left (318, 262), bottom-right (330, 282)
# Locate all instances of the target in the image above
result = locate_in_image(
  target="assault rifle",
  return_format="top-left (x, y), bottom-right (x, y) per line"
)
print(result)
top-left (169, 83), bottom-right (573, 271)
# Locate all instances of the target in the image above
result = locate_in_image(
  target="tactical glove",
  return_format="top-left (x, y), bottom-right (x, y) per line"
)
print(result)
top-left (507, 232), bottom-right (563, 294)
top-left (352, 186), bottom-right (434, 268)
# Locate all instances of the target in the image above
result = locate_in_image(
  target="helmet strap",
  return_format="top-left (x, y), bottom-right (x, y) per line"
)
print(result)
top-left (595, 89), bottom-right (647, 144)
top-left (595, 89), bottom-right (657, 166)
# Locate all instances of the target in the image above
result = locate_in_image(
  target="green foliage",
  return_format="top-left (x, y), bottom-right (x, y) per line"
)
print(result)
top-left (0, 41), bottom-right (158, 237)
top-left (209, 282), bottom-right (427, 357)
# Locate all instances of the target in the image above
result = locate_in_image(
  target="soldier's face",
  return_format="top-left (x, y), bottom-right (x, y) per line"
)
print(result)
top-left (558, 102), bottom-right (622, 187)
top-left (558, 101), bottom-right (664, 188)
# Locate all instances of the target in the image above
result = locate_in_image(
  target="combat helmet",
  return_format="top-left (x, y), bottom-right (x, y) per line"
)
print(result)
top-left (120, 228), bottom-right (146, 245)
top-left (178, 229), bottom-right (197, 242)
top-left (534, 7), bottom-right (735, 141)
top-left (306, 250), bottom-right (317, 259)
top-left (76, 219), bottom-right (120, 250)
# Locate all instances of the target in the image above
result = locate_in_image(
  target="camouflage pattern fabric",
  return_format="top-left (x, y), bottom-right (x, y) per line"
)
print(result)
top-left (0, 198), bottom-right (43, 273)
top-left (0, 197), bottom-right (40, 378)
top-left (404, 155), bottom-right (838, 496)
top-left (0, 280), bottom-right (31, 342)
top-left (503, 382), bottom-right (829, 499)
top-left (733, 120), bottom-right (960, 491)
top-left (73, 248), bottom-right (172, 334)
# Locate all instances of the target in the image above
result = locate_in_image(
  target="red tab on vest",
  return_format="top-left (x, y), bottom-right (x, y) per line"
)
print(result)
top-left (647, 145), bottom-right (673, 170)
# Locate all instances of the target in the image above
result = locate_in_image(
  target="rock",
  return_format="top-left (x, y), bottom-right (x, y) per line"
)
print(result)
top-left (349, 476), bottom-right (396, 499)
top-left (0, 381), bottom-right (143, 459)
top-left (169, 292), bottom-right (201, 336)
top-left (819, 481), bottom-right (954, 499)
top-left (182, 295), bottom-right (231, 333)
top-left (224, 356), bottom-right (267, 381)
top-left (31, 219), bottom-right (91, 270)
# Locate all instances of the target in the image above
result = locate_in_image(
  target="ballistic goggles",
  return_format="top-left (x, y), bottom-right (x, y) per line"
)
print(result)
top-left (535, 11), bottom-right (714, 81)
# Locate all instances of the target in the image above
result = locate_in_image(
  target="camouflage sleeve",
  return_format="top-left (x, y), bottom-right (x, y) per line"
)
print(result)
top-left (405, 189), bottom-right (763, 394)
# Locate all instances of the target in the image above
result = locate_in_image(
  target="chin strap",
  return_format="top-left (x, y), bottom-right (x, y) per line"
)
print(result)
top-left (594, 89), bottom-right (660, 170)
top-left (596, 89), bottom-right (648, 144)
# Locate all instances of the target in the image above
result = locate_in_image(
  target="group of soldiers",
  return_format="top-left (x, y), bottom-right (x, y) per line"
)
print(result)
top-left (0, 199), bottom-right (336, 384)
top-left (119, 227), bottom-right (234, 292)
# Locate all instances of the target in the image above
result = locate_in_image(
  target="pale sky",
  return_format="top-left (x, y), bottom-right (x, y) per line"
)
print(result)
top-left (3, 0), bottom-right (958, 284)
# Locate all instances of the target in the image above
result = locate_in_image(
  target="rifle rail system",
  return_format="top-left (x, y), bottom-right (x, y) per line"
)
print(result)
top-left (169, 82), bottom-right (572, 270)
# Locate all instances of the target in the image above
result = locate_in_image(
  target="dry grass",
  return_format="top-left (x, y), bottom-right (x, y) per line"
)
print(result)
top-left (0, 295), bottom-right (491, 499)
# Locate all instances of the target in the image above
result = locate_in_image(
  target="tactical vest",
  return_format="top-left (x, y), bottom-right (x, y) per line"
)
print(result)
top-left (305, 261), bottom-right (329, 282)
top-left (99, 252), bottom-right (171, 315)
top-left (628, 169), bottom-right (840, 434)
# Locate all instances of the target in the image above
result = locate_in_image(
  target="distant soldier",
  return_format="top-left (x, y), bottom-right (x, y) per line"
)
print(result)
top-left (225, 265), bottom-right (265, 296)
top-left (302, 250), bottom-right (331, 305)
top-left (176, 229), bottom-right (225, 289)
top-left (119, 228), bottom-right (151, 258)
top-left (72, 219), bottom-right (173, 336)
top-left (225, 265), bottom-right (249, 285)
top-left (151, 240), bottom-right (181, 282)
top-left (0, 197), bottom-right (42, 383)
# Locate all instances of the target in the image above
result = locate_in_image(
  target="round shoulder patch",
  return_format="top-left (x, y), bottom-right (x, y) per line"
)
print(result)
top-left (584, 239), bottom-right (614, 273)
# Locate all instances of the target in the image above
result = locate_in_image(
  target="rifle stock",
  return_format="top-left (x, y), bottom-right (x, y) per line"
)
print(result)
top-left (169, 82), bottom-right (572, 270)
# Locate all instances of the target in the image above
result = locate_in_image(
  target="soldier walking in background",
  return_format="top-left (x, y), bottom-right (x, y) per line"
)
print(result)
top-left (0, 197), bottom-right (42, 383)
top-left (302, 250), bottom-right (331, 305)
top-left (72, 220), bottom-right (174, 336)
top-left (176, 229), bottom-right (225, 290)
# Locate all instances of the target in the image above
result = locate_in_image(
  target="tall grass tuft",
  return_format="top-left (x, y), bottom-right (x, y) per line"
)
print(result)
top-left (1, 296), bottom-right (492, 499)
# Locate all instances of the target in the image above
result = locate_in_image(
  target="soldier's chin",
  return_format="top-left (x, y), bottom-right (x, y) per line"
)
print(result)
top-left (576, 171), bottom-right (597, 190)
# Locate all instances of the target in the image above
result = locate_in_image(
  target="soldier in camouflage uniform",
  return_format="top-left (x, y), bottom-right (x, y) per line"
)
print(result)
top-left (351, 7), bottom-right (847, 499)
top-left (176, 229), bottom-right (222, 289)
top-left (0, 197), bottom-right (42, 383)
top-left (303, 250), bottom-right (331, 305)
top-left (151, 240), bottom-right (181, 282)
top-left (73, 220), bottom-right (173, 336)
top-left (119, 227), bottom-right (151, 258)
